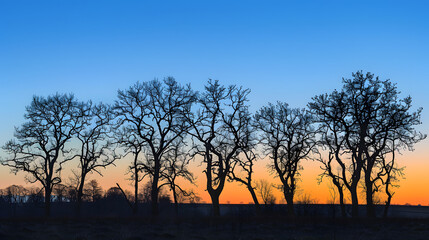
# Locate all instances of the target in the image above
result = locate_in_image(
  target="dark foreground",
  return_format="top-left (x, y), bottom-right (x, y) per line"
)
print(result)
top-left (1, 217), bottom-right (429, 240)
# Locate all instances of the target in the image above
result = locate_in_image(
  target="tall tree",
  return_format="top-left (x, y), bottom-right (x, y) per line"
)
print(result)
top-left (254, 102), bottom-right (317, 216)
top-left (309, 87), bottom-right (363, 217)
top-left (1, 93), bottom-right (86, 216)
top-left (186, 80), bottom-right (251, 216)
top-left (73, 102), bottom-right (119, 213)
top-left (114, 77), bottom-right (196, 215)
top-left (310, 71), bottom-right (426, 217)
top-left (348, 72), bottom-right (425, 217)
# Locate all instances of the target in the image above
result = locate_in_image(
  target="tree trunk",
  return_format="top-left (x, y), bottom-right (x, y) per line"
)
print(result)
top-left (44, 186), bottom-right (52, 217)
top-left (173, 187), bottom-right (179, 216)
top-left (338, 188), bottom-right (346, 218)
top-left (133, 166), bottom-right (139, 215)
top-left (76, 173), bottom-right (86, 215)
top-left (209, 192), bottom-right (221, 216)
top-left (350, 187), bottom-right (359, 218)
top-left (247, 185), bottom-right (260, 213)
top-left (365, 177), bottom-right (376, 218)
top-left (151, 156), bottom-right (160, 216)
top-left (284, 190), bottom-right (295, 216)
top-left (383, 193), bottom-right (392, 218)
top-left (151, 176), bottom-right (159, 216)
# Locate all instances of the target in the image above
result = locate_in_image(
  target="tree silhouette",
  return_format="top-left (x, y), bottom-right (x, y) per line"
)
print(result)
top-left (254, 102), bottom-right (317, 216)
top-left (310, 86), bottom-right (364, 217)
top-left (114, 77), bottom-right (196, 215)
top-left (160, 137), bottom-right (195, 215)
top-left (317, 152), bottom-right (347, 218)
top-left (229, 147), bottom-right (260, 210)
top-left (53, 183), bottom-right (68, 202)
top-left (4, 185), bottom-right (27, 204)
top-left (112, 124), bottom-right (145, 214)
top-left (72, 102), bottom-right (119, 213)
top-left (310, 71), bottom-right (426, 217)
top-left (255, 179), bottom-right (276, 205)
top-left (85, 179), bottom-right (103, 202)
top-left (186, 80), bottom-right (251, 216)
top-left (376, 142), bottom-right (404, 218)
top-left (1, 93), bottom-right (87, 216)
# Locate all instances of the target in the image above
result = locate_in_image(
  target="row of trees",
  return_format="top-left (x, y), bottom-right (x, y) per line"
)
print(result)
top-left (1, 71), bottom-right (425, 218)
top-left (0, 180), bottom-right (181, 205)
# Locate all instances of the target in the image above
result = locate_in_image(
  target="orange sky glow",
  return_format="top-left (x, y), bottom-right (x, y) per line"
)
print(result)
top-left (0, 139), bottom-right (427, 206)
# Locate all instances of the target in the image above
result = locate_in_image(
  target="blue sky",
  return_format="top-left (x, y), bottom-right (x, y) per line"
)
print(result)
top-left (1, 0), bottom-right (428, 142)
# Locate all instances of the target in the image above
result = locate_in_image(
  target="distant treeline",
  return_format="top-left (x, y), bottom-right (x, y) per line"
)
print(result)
top-left (0, 71), bottom-right (426, 218)
top-left (0, 180), bottom-right (177, 205)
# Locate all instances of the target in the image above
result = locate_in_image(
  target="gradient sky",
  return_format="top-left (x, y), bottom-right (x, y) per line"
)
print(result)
top-left (0, 0), bottom-right (428, 205)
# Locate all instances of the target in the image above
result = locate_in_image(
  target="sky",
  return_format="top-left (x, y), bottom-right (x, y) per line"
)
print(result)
top-left (0, 0), bottom-right (428, 205)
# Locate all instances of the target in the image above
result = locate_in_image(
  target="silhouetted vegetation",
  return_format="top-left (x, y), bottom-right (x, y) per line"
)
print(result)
top-left (229, 147), bottom-right (260, 210)
top-left (2, 94), bottom-right (87, 216)
top-left (186, 80), bottom-right (252, 216)
top-left (254, 102), bottom-right (318, 216)
top-left (0, 71), bottom-right (426, 220)
top-left (114, 77), bottom-right (195, 216)
top-left (72, 102), bottom-right (119, 214)
top-left (309, 71), bottom-right (426, 218)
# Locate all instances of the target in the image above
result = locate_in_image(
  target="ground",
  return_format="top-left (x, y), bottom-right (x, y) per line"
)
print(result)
top-left (1, 217), bottom-right (429, 240)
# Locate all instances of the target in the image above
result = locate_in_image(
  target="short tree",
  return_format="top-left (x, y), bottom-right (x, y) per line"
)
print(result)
top-left (85, 179), bottom-right (103, 202)
top-left (255, 179), bottom-right (276, 205)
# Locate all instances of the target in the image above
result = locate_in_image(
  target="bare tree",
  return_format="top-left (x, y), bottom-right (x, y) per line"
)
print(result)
top-left (113, 126), bottom-right (145, 214)
top-left (139, 180), bottom-right (171, 204)
top-left (326, 181), bottom-right (339, 218)
top-left (356, 74), bottom-right (425, 217)
top-left (27, 187), bottom-right (44, 204)
top-left (2, 185), bottom-right (28, 217)
top-left (372, 138), bottom-right (405, 218)
top-left (73, 102), bottom-right (119, 213)
top-left (53, 183), bottom-right (68, 202)
top-left (114, 77), bottom-right (196, 215)
top-left (310, 87), bottom-right (362, 217)
top-left (255, 179), bottom-right (276, 205)
top-left (310, 71), bottom-right (425, 218)
top-left (254, 102), bottom-right (317, 216)
top-left (176, 189), bottom-right (201, 204)
top-left (1, 93), bottom-right (87, 216)
top-left (229, 148), bottom-right (260, 209)
top-left (186, 80), bottom-right (251, 216)
top-left (160, 137), bottom-right (195, 215)
top-left (4, 185), bottom-right (28, 204)
top-left (85, 179), bottom-right (103, 202)
top-left (317, 152), bottom-right (347, 218)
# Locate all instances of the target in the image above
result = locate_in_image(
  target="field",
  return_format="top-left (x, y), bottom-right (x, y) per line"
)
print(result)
top-left (1, 204), bottom-right (429, 240)
top-left (1, 217), bottom-right (429, 240)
